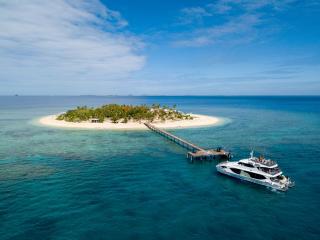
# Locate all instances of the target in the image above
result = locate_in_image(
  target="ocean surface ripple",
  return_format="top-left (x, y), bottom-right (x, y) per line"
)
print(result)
top-left (0, 96), bottom-right (319, 240)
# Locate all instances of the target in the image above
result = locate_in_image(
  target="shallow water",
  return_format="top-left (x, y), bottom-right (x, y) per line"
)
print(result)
top-left (0, 96), bottom-right (319, 240)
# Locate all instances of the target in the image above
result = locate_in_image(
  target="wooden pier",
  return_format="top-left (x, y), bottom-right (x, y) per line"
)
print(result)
top-left (144, 123), bottom-right (231, 162)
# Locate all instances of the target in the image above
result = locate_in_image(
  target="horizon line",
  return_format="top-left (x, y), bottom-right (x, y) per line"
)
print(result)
top-left (0, 95), bottom-right (319, 97)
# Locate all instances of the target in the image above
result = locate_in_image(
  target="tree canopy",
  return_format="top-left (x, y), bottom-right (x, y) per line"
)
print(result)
top-left (56, 104), bottom-right (193, 123)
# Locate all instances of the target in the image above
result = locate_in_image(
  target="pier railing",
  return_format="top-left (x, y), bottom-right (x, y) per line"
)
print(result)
top-left (144, 123), bottom-right (230, 162)
top-left (144, 122), bottom-right (204, 152)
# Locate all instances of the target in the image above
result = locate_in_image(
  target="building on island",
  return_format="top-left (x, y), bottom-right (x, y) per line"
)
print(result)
top-left (90, 118), bottom-right (100, 123)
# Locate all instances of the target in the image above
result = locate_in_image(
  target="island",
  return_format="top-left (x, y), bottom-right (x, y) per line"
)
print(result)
top-left (39, 104), bottom-right (222, 130)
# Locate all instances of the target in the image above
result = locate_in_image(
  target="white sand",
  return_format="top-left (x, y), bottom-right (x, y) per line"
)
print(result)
top-left (38, 114), bottom-right (222, 130)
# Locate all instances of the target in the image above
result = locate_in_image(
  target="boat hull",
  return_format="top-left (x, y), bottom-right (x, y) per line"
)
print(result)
top-left (216, 165), bottom-right (288, 191)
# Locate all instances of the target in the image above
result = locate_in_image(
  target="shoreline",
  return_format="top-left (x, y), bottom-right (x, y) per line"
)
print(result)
top-left (38, 114), bottom-right (224, 130)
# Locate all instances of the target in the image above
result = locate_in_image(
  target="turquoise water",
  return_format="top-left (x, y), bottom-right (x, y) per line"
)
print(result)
top-left (0, 96), bottom-right (319, 240)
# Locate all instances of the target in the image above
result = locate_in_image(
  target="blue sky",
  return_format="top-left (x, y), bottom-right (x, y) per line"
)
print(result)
top-left (0, 0), bottom-right (319, 95)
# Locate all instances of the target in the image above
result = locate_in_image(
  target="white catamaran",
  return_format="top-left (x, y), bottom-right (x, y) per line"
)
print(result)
top-left (216, 151), bottom-right (294, 191)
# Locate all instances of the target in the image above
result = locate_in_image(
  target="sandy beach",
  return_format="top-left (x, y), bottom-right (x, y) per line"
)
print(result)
top-left (38, 114), bottom-right (222, 130)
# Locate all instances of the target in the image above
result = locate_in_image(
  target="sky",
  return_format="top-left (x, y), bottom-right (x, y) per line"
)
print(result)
top-left (0, 0), bottom-right (319, 95)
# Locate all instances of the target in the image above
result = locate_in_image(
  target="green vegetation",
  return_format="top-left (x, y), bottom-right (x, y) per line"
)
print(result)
top-left (56, 104), bottom-right (193, 123)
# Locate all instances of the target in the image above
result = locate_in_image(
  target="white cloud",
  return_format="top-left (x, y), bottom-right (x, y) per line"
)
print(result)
top-left (206, 0), bottom-right (297, 14)
top-left (174, 14), bottom-right (261, 47)
top-left (0, 0), bottom-right (145, 91)
top-left (174, 0), bottom-right (296, 47)
top-left (178, 7), bottom-right (212, 25)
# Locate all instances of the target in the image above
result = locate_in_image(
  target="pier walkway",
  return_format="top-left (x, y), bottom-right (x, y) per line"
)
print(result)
top-left (144, 123), bottom-right (230, 162)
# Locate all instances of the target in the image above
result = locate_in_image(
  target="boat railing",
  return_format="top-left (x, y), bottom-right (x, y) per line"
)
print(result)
top-left (251, 157), bottom-right (277, 167)
top-left (259, 167), bottom-right (281, 175)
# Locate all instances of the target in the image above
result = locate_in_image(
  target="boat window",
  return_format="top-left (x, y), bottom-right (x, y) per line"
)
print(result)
top-left (247, 172), bottom-right (266, 180)
top-left (230, 168), bottom-right (241, 174)
top-left (259, 167), bottom-right (281, 175)
top-left (239, 162), bottom-right (254, 168)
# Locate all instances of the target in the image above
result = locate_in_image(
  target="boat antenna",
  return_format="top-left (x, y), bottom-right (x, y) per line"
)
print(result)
top-left (250, 150), bottom-right (254, 159)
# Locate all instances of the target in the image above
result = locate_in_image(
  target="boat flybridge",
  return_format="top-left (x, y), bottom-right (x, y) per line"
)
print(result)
top-left (216, 151), bottom-right (294, 191)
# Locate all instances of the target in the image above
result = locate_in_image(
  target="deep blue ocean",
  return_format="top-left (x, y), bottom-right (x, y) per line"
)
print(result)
top-left (0, 96), bottom-right (319, 240)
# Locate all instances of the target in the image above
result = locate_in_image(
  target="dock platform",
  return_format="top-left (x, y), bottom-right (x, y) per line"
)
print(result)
top-left (144, 123), bottom-right (231, 162)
